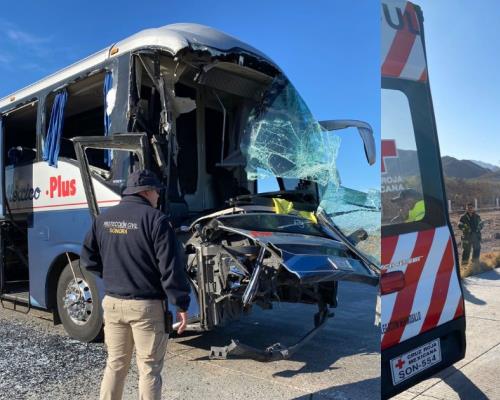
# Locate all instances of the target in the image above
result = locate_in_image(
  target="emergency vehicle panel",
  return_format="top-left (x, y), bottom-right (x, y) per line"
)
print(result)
top-left (381, 1), bottom-right (466, 398)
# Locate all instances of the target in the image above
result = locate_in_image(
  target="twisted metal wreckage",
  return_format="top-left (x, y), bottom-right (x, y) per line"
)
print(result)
top-left (74, 47), bottom-right (381, 360)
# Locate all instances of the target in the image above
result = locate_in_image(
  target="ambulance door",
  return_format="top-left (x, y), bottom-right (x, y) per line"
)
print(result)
top-left (381, 1), bottom-right (466, 398)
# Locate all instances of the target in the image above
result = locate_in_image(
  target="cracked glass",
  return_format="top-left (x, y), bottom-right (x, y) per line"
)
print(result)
top-left (320, 185), bottom-right (381, 263)
top-left (241, 75), bottom-right (380, 263)
top-left (241, 75), bottom-right (341, 188)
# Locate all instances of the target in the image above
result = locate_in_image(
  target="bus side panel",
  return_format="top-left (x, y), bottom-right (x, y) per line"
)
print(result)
top-left (28, 208), bottom-right (93, 308)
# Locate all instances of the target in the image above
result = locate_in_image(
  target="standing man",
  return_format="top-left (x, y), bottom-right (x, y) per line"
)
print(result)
top-left (458, 202), bottom-right (484, 264)
top-left (81, 169), bottom-right (191, 400)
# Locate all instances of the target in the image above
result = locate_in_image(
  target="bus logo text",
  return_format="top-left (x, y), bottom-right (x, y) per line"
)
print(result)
top-left (6, 183), bottom-right (42, 202)
top-left (49, 176), bottom-right (76, 198)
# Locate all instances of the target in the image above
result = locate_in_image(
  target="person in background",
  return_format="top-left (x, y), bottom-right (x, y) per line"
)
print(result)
top-left (458, 202), bottom-right (484, 264)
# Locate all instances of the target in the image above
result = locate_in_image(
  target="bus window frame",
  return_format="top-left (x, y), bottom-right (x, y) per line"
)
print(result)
top-left (382, 77), bottom-right (447, 238)
top-left (2, 99), bottom-right (40, 165)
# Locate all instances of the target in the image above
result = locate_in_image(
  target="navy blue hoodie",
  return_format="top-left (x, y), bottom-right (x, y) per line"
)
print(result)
top-left (81, 194), bottom-right (190, 312)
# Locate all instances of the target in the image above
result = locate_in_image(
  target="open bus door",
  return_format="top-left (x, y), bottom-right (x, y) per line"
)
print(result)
top-left (72, 133), bottom-right (149, 218)
top-left (381, 1), bottom-right (466, 398)
top-left (0, 116), bottom-right (30, 308)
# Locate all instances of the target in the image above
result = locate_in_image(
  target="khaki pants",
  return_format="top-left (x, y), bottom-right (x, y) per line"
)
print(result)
top-left (100, 296), bottom-right (168, 400)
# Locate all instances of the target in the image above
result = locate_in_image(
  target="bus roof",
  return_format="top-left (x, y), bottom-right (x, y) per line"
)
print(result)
top-left (0, 23), bottom-right (277, 110)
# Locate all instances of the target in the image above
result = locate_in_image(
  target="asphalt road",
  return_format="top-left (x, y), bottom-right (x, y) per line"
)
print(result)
top-left (0, 281), bottom-right (379, 400)
top-left (395, 268), bottom-right (500, 400)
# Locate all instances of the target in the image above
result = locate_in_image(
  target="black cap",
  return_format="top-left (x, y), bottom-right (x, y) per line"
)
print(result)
top-left (391, 188), bottom-right (420, 202)
top-left (122, 169), bottom-right (164, 195)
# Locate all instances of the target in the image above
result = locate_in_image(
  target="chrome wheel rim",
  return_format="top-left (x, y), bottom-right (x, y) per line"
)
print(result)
top-left (63, 278), bottom-right (93, 325)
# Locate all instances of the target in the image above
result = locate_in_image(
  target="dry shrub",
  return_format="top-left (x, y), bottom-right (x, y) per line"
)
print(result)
top-left (460, 251), bottom-right (500, 277)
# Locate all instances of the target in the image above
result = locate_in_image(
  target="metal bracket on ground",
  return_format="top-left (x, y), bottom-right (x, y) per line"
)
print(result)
top-left (209, 309), bottom-right (332, 362)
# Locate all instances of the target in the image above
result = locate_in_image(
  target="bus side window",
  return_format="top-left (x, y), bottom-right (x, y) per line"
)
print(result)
top-left (3, 102), bottom-right (38, 167)
top-left (381, 89), bottom-right (426, 226)
top-left (45, 72), bottom-right (107, 170)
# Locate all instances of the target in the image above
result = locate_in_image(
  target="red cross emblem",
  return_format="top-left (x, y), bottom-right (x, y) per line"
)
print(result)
top-left (395, 358), bottom-right (405, 369)
top-left (381, 139), bottom-right (398, 173)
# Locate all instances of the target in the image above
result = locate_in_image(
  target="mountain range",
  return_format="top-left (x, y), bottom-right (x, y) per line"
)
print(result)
top-left (393, 149), bottom-right (500, 180)
top-left (470, 160), bottom-right (500, 172)
top-left (389, 149), bottom-right (500, 208)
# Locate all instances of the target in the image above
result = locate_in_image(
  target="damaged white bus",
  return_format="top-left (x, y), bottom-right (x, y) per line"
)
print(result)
top-left (0, 24), bottom-right (380, 359)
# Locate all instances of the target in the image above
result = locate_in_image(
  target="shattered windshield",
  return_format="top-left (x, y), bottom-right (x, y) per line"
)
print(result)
top-left (319, 185), bottom-right (381, 263)
top-left (241, 75), bottom-right (340, 187)
top-left (241, 75), bottom-right (380, 263)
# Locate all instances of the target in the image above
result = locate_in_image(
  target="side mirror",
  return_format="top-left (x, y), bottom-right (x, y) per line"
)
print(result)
top-left (319, 120), bottom-right (376, 165)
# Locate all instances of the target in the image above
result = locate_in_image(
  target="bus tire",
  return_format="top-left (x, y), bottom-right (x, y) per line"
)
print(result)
top-left (56, 261), bottom-right (103, 342)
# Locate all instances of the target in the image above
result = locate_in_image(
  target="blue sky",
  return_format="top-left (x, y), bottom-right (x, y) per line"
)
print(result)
top-left (0, 0), bottom-right (379, 191)
top-left (417, 0), bottom-right (500, 166)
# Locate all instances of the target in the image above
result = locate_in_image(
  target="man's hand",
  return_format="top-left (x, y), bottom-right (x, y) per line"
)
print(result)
top-left (176, 311), bottom-right (188, 335)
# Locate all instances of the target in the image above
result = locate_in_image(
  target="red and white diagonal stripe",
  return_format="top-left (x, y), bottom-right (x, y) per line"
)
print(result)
top-left (381, 226), bottom-right (464, 350)
top-left (382, 0), bottom-right (428, 82)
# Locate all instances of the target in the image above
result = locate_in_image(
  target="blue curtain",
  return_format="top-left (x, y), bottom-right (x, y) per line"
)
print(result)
top-left (43, 90), bottom-right (68, 167)
top-left (103, 71), bottom-right (113, 167)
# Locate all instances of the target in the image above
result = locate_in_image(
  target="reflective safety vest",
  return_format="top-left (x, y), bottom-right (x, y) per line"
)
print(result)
top-left (272, 198), bottom-right (317, 223)
top-left (406, 199), bottom-right (425, 222)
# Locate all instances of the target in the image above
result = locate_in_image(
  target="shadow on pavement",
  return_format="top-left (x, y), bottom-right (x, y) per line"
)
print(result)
top-left (440, 365), bottom-right (488, 400)
top-left (176, 303), bottom-right (344, 363)
top-left (174, 299), bottom-right (378, 362)
top-left (461, 281), bottom-right (486, 306)
top-left (174, 305), bottom-right (380, 399)
top-left (461, 267), bottom-right (500, 305)
top-left (290, 377), bottom-right (380, 400)
top-left (170, 282), bottom-right (380, 399)
top-left (469, 266), bottom-right (500, 281)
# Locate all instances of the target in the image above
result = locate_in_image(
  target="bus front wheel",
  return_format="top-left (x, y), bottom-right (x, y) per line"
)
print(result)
top-left (56, 261), bottom-right (103, 342)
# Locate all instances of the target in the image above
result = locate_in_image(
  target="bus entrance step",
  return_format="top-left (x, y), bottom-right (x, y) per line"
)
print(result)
top-left (1, 289), bottom-right (31, 314)
top-left (2, 291), bottom-right (30, 303)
